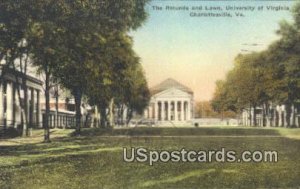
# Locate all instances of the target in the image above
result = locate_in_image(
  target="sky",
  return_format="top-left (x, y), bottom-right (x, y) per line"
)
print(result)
top-left (131, 0), bottom-right (295, 101)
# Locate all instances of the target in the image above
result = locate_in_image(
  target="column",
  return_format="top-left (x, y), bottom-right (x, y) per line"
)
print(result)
top-left (283, 105), bottom-right (287, 127)
top-left (174, 101), bottom-right (178, 121)
top-left (155, 101), bottom-right (159, 121)
top-left (6, 82), bottom-right (13, 126)
top-left (168, 101), bottom-right (171, 121)
top-left (14, 86), bottom-right (21, 126)
top-left (161, 101), bottom-right (165, 121)
top-left (36, 90), bottom-right (41, 128)
top-left (0, 84), bottom-right (3, 126)
top-left (12, 83), bottom-right (16, 128)
top-left (158, 101), bottom-right (161, 121)
top-left (144, 108), bottom-right (148, 118)
top-left (30, 88), bottom-right (35, 128)
top-left (3, 82), bottom-right (7, 128)
top-left (187, 101), bottom-right (191, 120)
top-left (278, 105), bottom-right (282, 127)
top-left (181, 100), bottom-right (184, 121)
top-left (148, 104), bottom-right (153, 119)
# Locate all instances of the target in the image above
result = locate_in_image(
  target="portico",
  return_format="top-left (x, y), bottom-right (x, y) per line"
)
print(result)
top-left (145, 100), bottom-right (191, 121)
top-left (0, 65), bottom-right (43, 130)
top-left (144, 78), bottom-right (193, 125)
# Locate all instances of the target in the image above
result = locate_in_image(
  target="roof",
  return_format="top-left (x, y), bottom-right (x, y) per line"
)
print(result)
top-left (0, 65), bottom-right (43, 85)
top-left (150, 78), bottom-right (193, 95)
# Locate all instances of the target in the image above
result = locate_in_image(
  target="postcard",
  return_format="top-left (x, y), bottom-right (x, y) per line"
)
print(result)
top-left (0, 0), bottom-right (299, 188)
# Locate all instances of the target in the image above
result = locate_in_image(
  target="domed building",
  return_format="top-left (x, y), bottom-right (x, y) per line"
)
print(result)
top-left (144, 78), bottom-right (194, 126)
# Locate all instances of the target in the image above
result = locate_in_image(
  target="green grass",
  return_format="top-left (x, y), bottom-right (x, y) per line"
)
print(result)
top-left (0, 127), bottom-right (300, 189)
top-left (80, 126), bottom-right (283, 136)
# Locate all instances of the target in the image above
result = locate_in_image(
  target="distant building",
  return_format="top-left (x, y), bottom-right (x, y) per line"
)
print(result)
top-left (40, 97), bottom-right (91, 129)
top-left (242, 104), bottom-right (300, 127)
top-left (143, 78), bottom-right (194, 126)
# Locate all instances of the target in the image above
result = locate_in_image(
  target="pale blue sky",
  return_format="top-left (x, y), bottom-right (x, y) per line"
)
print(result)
top-left (131, 0), bottom-right (295, 101)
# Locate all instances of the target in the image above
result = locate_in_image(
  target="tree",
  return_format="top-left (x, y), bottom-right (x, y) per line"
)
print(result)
top-left (212, 52), bottom-right (270, 126)
top-left (25, 0), bottom-right (150, 136)
top-left (55, 0), bottom-right (150, 134)
top-left (85, 33), bottom-right (150, 127)
top-left (123, 63), bottom-right (150, 125)
top-left (0, 1), bottom-right (35, 136)
top-left (26, 0), bottom-right (69, 142)
top-left (262, 4), bottom-right (300, 127)
top-left (212, 1), bottom-right (300, 127)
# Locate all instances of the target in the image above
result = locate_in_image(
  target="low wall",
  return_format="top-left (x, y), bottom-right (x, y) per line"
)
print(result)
top-left (192, 118), bottom-right (239, 126)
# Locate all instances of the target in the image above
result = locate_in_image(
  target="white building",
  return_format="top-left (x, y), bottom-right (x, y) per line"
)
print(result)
top-left (0, 65), bottom-right (43, 131)
top-left (241, 104), bottom-right (300, 127)
top-left (143, 78), bottom-right (194, 126)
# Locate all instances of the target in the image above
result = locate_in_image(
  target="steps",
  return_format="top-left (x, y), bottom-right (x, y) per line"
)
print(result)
top-left (156, 121), bottom-right (193, 127)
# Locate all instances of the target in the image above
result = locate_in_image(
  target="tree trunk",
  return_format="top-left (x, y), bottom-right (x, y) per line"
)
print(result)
top-left (23, 84), bottom-right (29, 136)
top-left (270, 107), bottom-right (274, 127)
top-left (262, 103), bottom-right (267, 127)
top-left (275, 108), bottom-right (279, 127)
top-left (74, 89), bottom-right (82, 135)
top-left (93, 106), bottom-right (99, 128)
top-left (109, 98), bottom-right (114, 128)
top-left (126, 109), bottom-right (133, 126)
top-left (253, 105), bottom-right (257, 127)
top-left (285, 103), bottom-right (291, 128)
top-left (116, 104), bottom-right (121, 126)
top-left (120, 105), bottom-right (124, 126)
top-left (11, 62), bottom-right (29, 137)
top-left (292, 103), bottom-right (296, 128)
top-left (100, 106), bottom-right (107, 128)
top-left (44, 70), bottom-right (51, 143)
top-left (281, 107), bottom-right (285, 127)
top-left (22, 52), bottom-right (30, 136)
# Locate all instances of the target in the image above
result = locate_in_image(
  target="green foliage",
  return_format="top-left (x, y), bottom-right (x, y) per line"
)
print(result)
top-left (197, 100), bottom-right (236, 118)
top-left (212, 1), bottom-right (300, 126)
top-left (1, 0), bottom-right (151, 132)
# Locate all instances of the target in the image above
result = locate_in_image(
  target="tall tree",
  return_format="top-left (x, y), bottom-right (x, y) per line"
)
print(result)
top-left (56, 0), bottom-right (150, 134)
top-left (0, 1), bottom-right (34, 136)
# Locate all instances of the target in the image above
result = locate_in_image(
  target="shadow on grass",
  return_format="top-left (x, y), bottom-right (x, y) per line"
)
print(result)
top-left (0, 126), bottom-right (298, 171)
top-left (0, 126), bottom-right (285, 160)
top-left (0, 127), bottom-right (21, 139)
top-left (1, 127), bottom-right (300, 189)
top-left (79, 127), bottom-right (282, 137)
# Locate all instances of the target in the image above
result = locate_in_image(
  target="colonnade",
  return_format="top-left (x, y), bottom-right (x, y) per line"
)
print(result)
top-left (0, 81), bottom-right (41, 128)
top-left (144, 100), bottom-right (191, 121)
top-left (242, 105), bottom-right (300, 127)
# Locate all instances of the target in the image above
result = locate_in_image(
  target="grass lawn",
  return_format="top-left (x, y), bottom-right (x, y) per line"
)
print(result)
top-left (0, 126), bottom-right (300, 189)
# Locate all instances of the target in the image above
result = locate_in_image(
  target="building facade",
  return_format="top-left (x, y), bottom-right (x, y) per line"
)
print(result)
top-left (0, 65), bottom-right (91, 137)
top-left (144, 78), bottom-right (194, 126)
top-left (0, 65), bottom-right (43, 130)
top-left (242, 104), bottom-right (300, 127)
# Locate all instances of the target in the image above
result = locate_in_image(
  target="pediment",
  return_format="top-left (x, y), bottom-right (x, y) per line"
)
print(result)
top-left (153, 87), bottom-right (191, 98)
